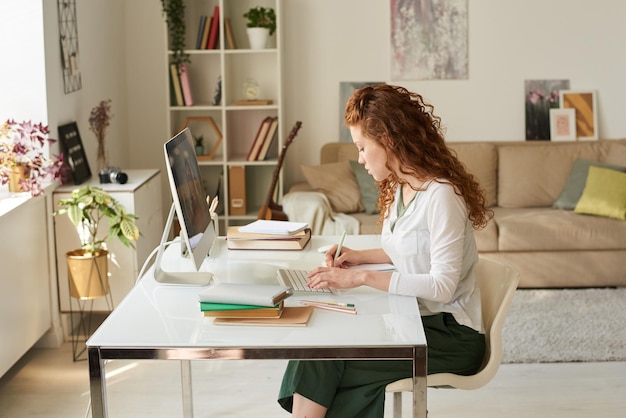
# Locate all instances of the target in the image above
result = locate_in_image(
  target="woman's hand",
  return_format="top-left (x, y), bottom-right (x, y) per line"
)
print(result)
top-left (306, 266), bottom-right (364, 290)
top-left (323, 246), bottom-right (362, 268)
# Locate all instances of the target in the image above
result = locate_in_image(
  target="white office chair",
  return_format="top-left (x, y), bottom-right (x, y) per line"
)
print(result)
top-left (385, 257), bottom-right (519, 418)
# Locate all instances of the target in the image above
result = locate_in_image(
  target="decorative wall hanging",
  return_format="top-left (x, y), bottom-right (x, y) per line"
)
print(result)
top-left (391, 0), bottom-right (468, 80)
top-left (57, 0), bottom-right (82, 94)
top-left (524, 79), bottom-right (570, 140)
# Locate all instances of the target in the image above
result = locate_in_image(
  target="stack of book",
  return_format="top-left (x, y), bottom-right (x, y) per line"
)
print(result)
top-left (246, 116), bottom-right (279, 161)
top-left (226, 220), bottom-right (311, 250)
top-left (199, 282), bottom-right (313, 326)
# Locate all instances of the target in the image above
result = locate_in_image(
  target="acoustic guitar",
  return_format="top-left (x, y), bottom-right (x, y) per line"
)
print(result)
top-left (257, 120), bottom-right (302, 221)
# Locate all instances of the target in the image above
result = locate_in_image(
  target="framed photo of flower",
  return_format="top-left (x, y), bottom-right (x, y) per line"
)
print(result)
top-left (549, 108), bottom-right (576, 141)
top-left (559, 90), bottom-right (598, 140)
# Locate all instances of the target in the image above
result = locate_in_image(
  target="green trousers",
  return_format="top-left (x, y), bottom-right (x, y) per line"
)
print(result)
top-left (278, 312), bottom-right (485, 418)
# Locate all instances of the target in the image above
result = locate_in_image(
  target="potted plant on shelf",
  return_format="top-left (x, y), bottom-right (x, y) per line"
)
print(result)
top-left (243, 6), bottom-right (276, 49)
top-left (0, 119), bottom-right (64, 196)
top-left (54, 185), bottom-right (139, 299)
top-left (160, 0), bottom-right (189, 67)
top-left (193, 134), bottom-right (204, 155)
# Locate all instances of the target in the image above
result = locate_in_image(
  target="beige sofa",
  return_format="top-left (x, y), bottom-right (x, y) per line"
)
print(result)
top-left (283, 140), bottom-right (626, 288)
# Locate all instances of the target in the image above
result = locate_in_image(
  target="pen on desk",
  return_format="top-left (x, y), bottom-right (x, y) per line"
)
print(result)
top-left (300, 301), bottom-right (357, 314)
top-left (334, 231), bottom-right (347, 262)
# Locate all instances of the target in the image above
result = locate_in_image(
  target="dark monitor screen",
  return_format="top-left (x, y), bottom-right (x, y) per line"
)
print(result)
top-left (163, 128), bottom-right (215, 270)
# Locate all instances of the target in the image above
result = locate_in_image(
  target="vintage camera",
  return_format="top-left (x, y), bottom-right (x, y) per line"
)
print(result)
top-left (99, 167), bottom-right (128, 184)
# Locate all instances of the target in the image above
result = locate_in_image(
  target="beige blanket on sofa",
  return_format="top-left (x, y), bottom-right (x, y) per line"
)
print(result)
top-left (282, 191), bottom-right (360, 235)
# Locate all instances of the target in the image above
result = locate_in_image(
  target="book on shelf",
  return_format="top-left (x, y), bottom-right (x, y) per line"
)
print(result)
top-left (228, 165), bottom-right (246, 215)
top-left (239, 219), bottom-right (310, 235)
top-left (234, 99), bottom-right (274, 106)
top-left (201, 300), bottom-right (284, 318)
top-left (178, 63), bottom-right (193, 106)
top-left (195, 15), bottom-right (207, 49)
top-left (169, 63), bottom-right (184, 106)
top-left (201, 17), bottom-right (212, 49)
top-left (224, 17), bottom-right (237, 49)
top-left (256, 117), bottom-right (279, 161)
top-left (212, 306), bottom-right (314, 327)
top-left (226, 226), bottom-right (311, 251)
top-left (198, 282), bottom-right (291, 307)
top-left (246, 116), bottom-right (273, 161)
top-left (207, 6), bottom-right (220, 49)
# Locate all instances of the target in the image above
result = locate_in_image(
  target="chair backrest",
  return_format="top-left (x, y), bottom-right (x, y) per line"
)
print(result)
top-left (427, 257), bottom-right (519, 389)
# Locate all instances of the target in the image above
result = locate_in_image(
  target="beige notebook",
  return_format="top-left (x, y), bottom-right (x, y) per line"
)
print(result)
top-left (212, 306), bottom-right (313, 327)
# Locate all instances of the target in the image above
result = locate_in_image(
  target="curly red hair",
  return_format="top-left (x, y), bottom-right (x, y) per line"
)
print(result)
top-left (344, 84), bottom-right (492, 230)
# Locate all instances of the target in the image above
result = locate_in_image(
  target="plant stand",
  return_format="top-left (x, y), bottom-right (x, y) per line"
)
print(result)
top-left (66, 250), bottom-right (114, 361)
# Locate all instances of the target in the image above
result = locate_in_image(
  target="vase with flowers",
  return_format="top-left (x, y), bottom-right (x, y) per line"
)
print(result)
top-left (89, 99), bottom-right (113, 174)
top-left (0, 119), bottom-right (64, 196)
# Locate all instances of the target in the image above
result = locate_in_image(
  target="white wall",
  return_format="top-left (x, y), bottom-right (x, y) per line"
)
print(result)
top-left (279, 0), bottom-right (626, 187)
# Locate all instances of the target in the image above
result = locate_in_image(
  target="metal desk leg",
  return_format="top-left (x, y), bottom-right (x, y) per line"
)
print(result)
top-left (413, 348), bottom-right (428, 418)
top-left (181, 360), bottom-right (194, 418)
top-left (88, 347), bottom-right (108, 418)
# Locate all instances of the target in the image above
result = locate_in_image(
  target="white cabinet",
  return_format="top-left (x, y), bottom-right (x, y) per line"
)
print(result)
top-left (53, 169), bottom-right (162, 312)
top-left (0, 193), bottom-right (51, 378)
top-left (165, 0), bottom-right (284, 231)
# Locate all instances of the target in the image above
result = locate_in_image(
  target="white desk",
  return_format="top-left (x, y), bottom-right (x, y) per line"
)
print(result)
top-left (87, 235), bottom-right (427, 417)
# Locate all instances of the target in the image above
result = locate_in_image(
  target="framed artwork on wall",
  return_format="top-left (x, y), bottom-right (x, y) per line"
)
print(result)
top-left (58, 122), bottom-right (91, 184)
top-left (559, 90), bottom-right (598, 140)
top-left (338, 81), bottom-right (384, 142)
top-left (524, 79), bottom-right (570, 140)
top-left (549, 108), bottom-right (576, 141)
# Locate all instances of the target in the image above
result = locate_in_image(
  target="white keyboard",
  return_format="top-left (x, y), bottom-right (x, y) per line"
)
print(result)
top-left (277, 268), bottom-right (333, 294)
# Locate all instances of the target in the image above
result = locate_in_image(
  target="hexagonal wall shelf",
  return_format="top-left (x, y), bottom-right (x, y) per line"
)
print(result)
top-left (179, 116), bottom-right (223, 161)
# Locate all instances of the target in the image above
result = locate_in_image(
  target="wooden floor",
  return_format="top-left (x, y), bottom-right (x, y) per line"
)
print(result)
top-left (0, 342), bottom-right (625, 417)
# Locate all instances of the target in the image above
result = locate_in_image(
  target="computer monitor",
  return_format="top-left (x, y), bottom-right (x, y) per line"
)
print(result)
top-left (154, 127), bottom-right (216, 285)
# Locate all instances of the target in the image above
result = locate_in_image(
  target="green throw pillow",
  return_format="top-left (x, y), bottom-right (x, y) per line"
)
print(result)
top-left (349, 160), bottom-right (379, 214)
top-left (553, 159), bottom-right (626, 210)
top-left (574, 166), bottom-right (626, 220)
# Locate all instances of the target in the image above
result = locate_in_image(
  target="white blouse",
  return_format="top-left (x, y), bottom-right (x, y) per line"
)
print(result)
top-left (382, 181), bottom-right (483, 332)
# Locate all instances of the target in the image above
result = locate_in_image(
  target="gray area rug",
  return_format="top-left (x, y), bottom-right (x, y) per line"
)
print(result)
top-left (501, 288), bottom-right (626, 363)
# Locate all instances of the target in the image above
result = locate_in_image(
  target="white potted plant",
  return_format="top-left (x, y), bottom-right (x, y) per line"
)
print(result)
top-left (243, 6), bottom-right (276, 49)
top-left (54, 185), bottom-right (139, 299)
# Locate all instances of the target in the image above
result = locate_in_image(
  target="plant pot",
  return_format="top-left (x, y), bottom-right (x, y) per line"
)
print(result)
top-left (195, 145), bottom-right (204, 156)
top-left (66, 249), bottom-right (109, 299)
top-left (247, 27), bottom-right (270, 49)
top-left (8, 164), bottom-right (30, 192)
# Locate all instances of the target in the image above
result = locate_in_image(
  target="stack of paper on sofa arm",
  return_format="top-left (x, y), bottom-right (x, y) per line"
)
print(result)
top-left (198, 282), bottom-right (313, 326)
top-left (226, 220), bottom-right (311, 250)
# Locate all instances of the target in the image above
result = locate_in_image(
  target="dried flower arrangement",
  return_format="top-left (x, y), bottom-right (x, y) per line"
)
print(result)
top-left (88, 99), bottom-right (113, 171)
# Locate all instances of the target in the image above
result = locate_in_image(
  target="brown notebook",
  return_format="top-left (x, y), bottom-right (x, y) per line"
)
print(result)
top-left (226, 227), bottom-right (311, 251)
top-left (212, 306), bottom-right (314, 327)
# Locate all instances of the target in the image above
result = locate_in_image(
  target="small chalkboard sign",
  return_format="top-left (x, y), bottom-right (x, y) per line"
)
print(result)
top-left (58, 122), bottom-right (91, 185)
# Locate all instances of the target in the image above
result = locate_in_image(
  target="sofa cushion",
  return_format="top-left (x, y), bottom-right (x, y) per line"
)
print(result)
top-left (448, 143), bottom-right (498, 207)
top-left (474, 218), bottom-right (498, 252)
top-left (301, 161), bottom-right (364, 213)
top-left (574, 166), bottom-right (626, 220)
top-left (604, 143), bottom-right (626, 165)
top-left (498, 142), bottom-right (603, 208)
top-left (350, 161), bottom-right (379, 214)
top-left (494, 207), bottom-right (626, 251)
top-left (552, 159), bottom-right (626, 210)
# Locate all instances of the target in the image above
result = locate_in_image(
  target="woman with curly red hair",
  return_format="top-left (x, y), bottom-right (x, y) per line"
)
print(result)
top-left (278, 84), bottom-right (493, 418)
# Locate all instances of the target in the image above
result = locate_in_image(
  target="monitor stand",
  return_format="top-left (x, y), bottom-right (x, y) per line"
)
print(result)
top-left (153, 203), bottom-right (214, 286)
